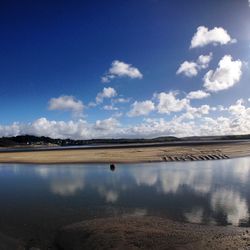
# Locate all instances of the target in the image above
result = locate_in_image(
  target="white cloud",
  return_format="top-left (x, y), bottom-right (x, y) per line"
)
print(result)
top-left (228, 99), bottom-right (246, 115)
top-left (96, 87), bottom-right (117, 104)
top-left (176, 61), bottom-right (198, 77)
top-left (190, 26), bottom-right (236, 48)
top-left (111, 112), bottom-right (123, 118)
top-left (102, 60), bottom-right (143, 82)
top-left (187, 90), bottom-right (210, 99)
top-left (197, 53), bottom-right (213, 69)
top-left (217, 105), bottom-right (227, 111)
top-left (203, 55), bottom-right (242, 92)
top-left (176, 104), bottom-right (211, 121)
top-left (186, 105), bottom-right (210, 117)
top-left (177, 53), bottom-right (212, 77)
top-left (103, 105), bottom-right (118, 111)
top-left (155, 92), bottom-right (189, 114)
top-left (94, 117), bottom-right (120, 131)
top-left (0, 117), bottom-right (124, 139)
top-left (112, 97), bottom-right (131, 103)
top-left (127, 100), bottom-right (155, 117)
top-left (2, 99), bottom-right (250, 139)
top-left (48, 95), bottom-right (84, 116)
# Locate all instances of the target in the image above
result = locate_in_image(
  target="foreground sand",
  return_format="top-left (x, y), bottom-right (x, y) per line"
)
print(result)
top-left (2, 216), bottom-right (250, 250)
top-left (56, 216), bottom-right (250, 250)
top-left (0, 141), bottom-right (250, 164)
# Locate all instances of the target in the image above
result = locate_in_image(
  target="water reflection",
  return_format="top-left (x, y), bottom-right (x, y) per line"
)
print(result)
top-left (35, 166), bottom-right (86, 196)
top-left (211, 189), bottom-right (248, 226)
top-left (0, 157), bottom-right (250, 227)
top-left (184, 207), bottom-right (204, 224)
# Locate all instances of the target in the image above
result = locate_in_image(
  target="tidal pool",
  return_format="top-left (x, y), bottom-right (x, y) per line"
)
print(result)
top-left (0, 157), bottom-right (250, 246)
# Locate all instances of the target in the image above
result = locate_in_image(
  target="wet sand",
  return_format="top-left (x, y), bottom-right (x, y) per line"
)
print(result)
top-left (0, 141), bottom-right (250, 164)
top-left (2, 216), bottom-right (250, 250)
top-left (56, 216), bottom-right (250, 250)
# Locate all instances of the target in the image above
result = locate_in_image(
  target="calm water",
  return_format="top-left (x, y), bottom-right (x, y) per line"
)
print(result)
top-left (0, 158), bottom-right (250, 246)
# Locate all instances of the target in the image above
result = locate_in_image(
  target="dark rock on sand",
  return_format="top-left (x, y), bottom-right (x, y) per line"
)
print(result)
top-left (110, 164), bottom-right (116, 171)
top-left (56, 216), bottom-right (250, 250)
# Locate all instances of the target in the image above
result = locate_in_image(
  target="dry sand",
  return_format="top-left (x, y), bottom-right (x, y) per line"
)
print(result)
top-left (0, 141), bottom-right (250, 164)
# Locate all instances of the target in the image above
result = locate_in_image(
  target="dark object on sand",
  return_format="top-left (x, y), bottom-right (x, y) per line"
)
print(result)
top-left (110, 164), bottom-right (115, 171)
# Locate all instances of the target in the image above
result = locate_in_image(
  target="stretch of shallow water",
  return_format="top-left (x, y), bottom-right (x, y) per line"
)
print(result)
top-left (0, 158), bottom-right (250, 244)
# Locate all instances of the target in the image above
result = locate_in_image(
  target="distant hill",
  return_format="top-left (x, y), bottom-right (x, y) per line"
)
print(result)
top-left (181, 135), bottom-right (250, 141)
top-left (0, 134), bottom-right (250, 148)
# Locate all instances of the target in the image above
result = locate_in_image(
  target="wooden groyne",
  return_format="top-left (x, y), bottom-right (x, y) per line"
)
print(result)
top-left (161, 152), bottom-right (229, 162)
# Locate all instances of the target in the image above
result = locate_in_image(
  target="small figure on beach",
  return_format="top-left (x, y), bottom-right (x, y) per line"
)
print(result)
top-left (110, 164), bottom-right (116, 171)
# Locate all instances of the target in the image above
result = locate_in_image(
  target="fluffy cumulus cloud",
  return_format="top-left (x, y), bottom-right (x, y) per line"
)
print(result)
top-left (1, 26), bottom-right (248, 140)
top-left (102, 60), bottom-right (143, 83)
top-left (190, 26), bottom-right (236, 48)
top-left (177, 53), bottom-right (213, 77)
top-left (155, 92), bottom-right (189, 114)
top-left (185, 105), bottom-right (211, 118)
top-left (176, 61), bottom-right (198, 77)
top-left (2, 98), bottom-right (250, 139)
top-left (127, 100), bottom-right (155, 117)
top-left (228, 99), bottom-right (246, 115)
top-left (187, 90), bottom-right (210, 99)
top-left (94, 117), bottom-right (120, 131)
top-left (96, 87), bottom-right (117, 104)
top-left (203, 55), bottom-right (242, 92)
top-left (0, 117), bottom-right (123, 139)
top-left (48, 95), bottom-right (84, 116)
top-left (174, 104), bottom-right (212, 122)
top-left (197, 53), bottom-right (213, 69)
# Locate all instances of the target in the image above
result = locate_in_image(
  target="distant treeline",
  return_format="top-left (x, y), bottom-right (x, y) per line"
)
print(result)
top-left (0, 135), bottom-right (179, 147)
top-left (0, 134), bottom-right (250, 147)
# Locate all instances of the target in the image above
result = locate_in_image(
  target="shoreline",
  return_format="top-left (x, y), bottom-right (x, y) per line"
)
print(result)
top-left (0, 141), bottom-right (250, 164)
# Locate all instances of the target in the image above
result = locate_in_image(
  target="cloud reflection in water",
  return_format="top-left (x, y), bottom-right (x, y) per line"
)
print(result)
top-left (0, 157), bottom-right (249, 226)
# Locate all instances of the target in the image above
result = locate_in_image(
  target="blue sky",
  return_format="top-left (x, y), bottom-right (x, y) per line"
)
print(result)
top-left (0, 0), bottom-right (250, 139)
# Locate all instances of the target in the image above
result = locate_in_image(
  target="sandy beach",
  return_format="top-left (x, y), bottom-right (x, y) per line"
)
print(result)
top-left (0, 141), bottom-right (250, 164)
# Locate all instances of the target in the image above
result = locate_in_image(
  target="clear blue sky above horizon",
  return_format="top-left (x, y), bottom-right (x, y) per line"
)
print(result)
top-left (0, 0), bottom-right (250, 139)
